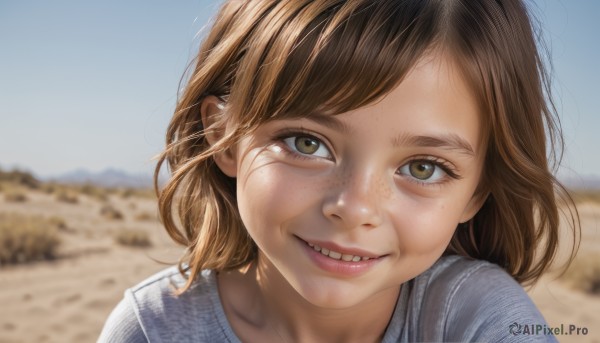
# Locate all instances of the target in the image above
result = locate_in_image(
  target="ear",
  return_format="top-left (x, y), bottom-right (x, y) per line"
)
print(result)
top-left (459, 190), bottom-right (489, 223)
top-left (200, 95), bottom-right (238, 177)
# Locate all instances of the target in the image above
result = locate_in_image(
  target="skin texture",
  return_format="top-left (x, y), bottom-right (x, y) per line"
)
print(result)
top-left (203, 54), bottom-right (487, 342)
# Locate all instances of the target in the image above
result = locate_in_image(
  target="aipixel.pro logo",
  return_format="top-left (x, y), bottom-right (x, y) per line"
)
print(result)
top-left (509, 322), bottom-right (588, 336)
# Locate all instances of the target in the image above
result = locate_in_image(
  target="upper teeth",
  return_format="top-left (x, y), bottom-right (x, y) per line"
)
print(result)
top-left (308, 242), bottom-right (370, 262)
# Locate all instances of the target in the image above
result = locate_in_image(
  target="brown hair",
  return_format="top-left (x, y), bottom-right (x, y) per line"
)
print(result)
top-left (155, 0), bottom-right (580, 292)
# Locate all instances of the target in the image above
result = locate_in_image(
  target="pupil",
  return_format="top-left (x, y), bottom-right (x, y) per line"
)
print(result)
top-left (410, 161), bottom-right (434, 179)
top-left (295, 137), bottom-right (319, 154)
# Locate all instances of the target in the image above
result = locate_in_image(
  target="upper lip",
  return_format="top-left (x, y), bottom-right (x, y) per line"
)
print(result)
top-left (297, 236), bottom-right (384, 259)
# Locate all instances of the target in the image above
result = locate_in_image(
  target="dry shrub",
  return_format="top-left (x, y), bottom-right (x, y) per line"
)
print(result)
top-left (114, 229), bottom-right (152, 248)
top-left (0, 169), bottom-right (40, 189)
top-left (106, 187), bottom-right (121, 196)
top-left (100, 205), bottom-right (123, 220)
top-left (56, 190), bottom-right (79, 204)
top-left (120, 187), bottom-right (155, 199)
top-left (120, 188), bottom-right (136, 199)
top-left (78, 183), bottom-right (108, 202)
top-left (137, 188), bottom-right (156, 199)
top-left (134, 211), bottom-right (156, 222)
top-left (0, 213), bottom-right (61, 265)
top-left (47, 216), bottom-right (68, 231)
top-left (561, 252), bottom-right (600, 295)
top-left (5, 191), bottom-right (27, 203)
top-left (569, 190), bottom-right (600, 204)
top-left (55, 190), bottom-right (79, 204)
top-left (41, 182), bottom-right (62, 194)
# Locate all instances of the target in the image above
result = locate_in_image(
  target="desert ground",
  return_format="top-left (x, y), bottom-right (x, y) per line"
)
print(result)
top-left (0, 175), bottom-right (598, 342)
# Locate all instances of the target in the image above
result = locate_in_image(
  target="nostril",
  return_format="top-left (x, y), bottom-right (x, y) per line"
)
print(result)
top-left (322, 191), bottom-right (383, 229)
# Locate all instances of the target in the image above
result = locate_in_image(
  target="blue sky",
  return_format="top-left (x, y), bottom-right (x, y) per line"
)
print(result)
top-left (0, 1), bottom-right (598, 179)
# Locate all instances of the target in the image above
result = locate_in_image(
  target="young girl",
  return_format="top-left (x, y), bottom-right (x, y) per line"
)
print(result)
top-left (100, 0), bottom-right (579, 342)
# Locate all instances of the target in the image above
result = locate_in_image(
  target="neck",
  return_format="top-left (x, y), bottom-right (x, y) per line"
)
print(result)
top-left (219, 254), bottom-right (400, 343)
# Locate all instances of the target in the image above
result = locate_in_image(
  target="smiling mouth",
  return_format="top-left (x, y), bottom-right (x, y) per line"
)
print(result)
top-left (307, 242), bottom-right (372, 262)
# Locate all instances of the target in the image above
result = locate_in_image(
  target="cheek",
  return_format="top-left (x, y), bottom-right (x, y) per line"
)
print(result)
top-left (390, 198), bottom-right (464, 254)
top-left (236, 160), bottom-right (322, 241)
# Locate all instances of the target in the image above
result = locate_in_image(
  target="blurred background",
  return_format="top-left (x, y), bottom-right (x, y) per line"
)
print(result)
top-left (0, 0), bottom-right (599, 184)
top-left (0, 1), bottom-right (598, 342)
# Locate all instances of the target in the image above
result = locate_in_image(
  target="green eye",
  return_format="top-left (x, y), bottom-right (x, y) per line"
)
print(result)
top-left (398, 159), bottom-right (452, 184)
top-left (282, 134), bottom-right (332, 159)
top-left (294, 136), bottom-right (320, 154)
top-left (408, 161), bottom-right (435, 180)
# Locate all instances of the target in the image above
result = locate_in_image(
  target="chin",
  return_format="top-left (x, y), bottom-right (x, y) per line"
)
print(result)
top-left (288, 275), bottom-right (377, 310)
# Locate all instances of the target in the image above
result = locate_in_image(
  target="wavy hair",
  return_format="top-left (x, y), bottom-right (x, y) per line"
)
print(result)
top-left (155, 0), bottom-right (580, 292)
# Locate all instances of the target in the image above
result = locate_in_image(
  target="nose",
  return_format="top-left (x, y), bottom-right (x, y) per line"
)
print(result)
top-left (322, 168), bottom-right (384, 230)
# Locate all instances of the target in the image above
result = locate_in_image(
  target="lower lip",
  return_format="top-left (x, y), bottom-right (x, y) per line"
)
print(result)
top-left (296, 237), bottom-right (383, 277)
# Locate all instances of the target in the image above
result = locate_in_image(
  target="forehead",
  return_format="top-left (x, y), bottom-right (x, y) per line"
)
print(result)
top-left (317, 54), bottom-right (482, 155)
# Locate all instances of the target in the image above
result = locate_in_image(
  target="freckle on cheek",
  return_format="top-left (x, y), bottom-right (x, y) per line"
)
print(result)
top-left (376, 178), bottom-right (393, 199)
top-left (329, 179), bottom-right (344, 189)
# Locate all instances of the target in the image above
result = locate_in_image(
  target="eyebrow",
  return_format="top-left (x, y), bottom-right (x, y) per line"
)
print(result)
top-left (391, 132), bottom-right (476, 156)
top-left (306, 114), bottom-right (475, 156)
top-left (306, 113), bottom-right (354, 135)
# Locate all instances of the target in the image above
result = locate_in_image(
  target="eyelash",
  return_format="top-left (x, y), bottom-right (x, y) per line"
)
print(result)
top-left (273, 128), bottom-right (331, 162)
top-left (272, 129), bottom-right (462, 185)
top-left (401, 157), bottom-right (462, 186)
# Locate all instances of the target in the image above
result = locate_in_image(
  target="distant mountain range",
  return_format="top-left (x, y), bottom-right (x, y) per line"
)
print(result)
top-left (43, 169), bottom-right (600, 190)
top-left (2, 163), bottom-right (600, 190)
top-left (44, 168), bottom-right (157, 189)
top-left (44, 169), bottom-right (598, 190)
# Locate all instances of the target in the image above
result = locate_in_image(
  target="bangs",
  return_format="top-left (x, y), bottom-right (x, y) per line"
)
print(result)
top-left (228, 0), bottom-right (445, 128)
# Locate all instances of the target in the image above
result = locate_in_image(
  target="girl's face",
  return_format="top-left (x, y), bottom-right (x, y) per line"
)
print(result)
top-left (218, 55), bottom-right (486, 309)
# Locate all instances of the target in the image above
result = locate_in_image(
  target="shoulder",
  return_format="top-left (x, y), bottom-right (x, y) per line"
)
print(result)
top-left (407, 255), bottom-right (556, 342)
top-left (98, 266), bottom-right (234, 342)
top-left (126, 266), bottom-right (213, 319)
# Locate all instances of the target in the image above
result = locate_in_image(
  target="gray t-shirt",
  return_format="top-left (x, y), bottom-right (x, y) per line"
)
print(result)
top-left (98, 255), bottom-right (556, 342)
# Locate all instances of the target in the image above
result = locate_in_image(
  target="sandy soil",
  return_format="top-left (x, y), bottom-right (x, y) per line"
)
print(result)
top-left (526, 203), bottom-right (600, 343)
top-left (0, 190), bottom-right (598, 342)
top-left (0, 190), bottom-right (182, 343)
